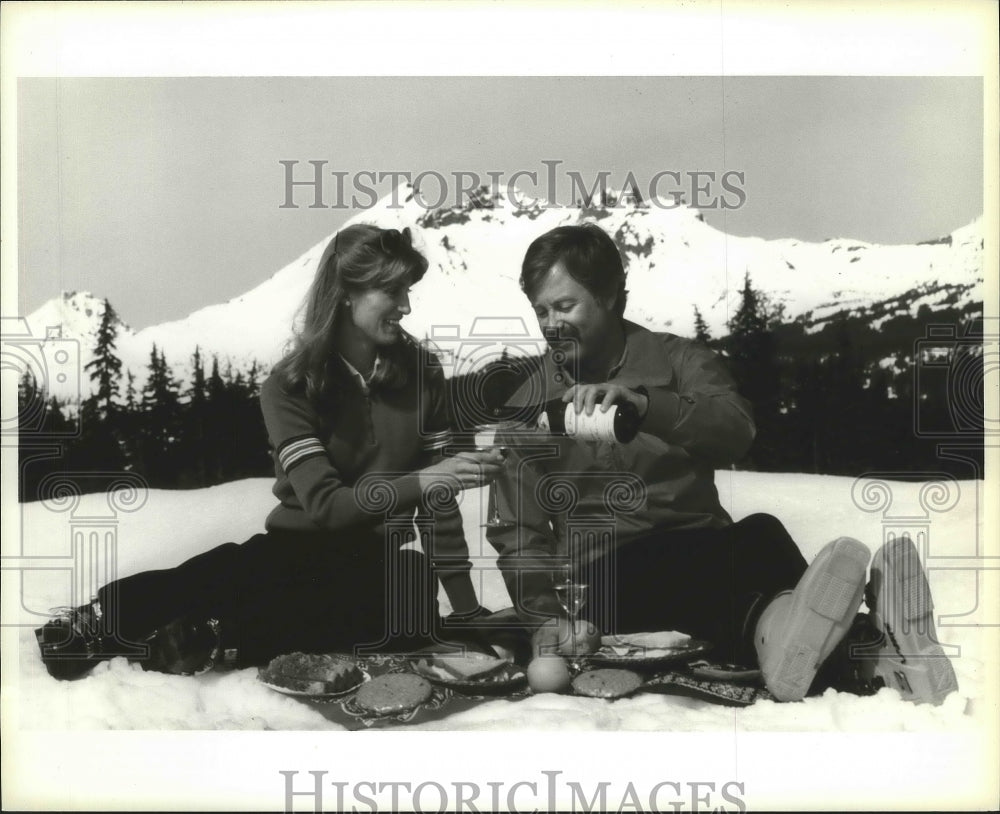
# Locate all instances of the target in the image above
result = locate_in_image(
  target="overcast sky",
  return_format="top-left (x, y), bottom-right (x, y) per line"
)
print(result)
top-left (17, 76), bottom-right (983, 329)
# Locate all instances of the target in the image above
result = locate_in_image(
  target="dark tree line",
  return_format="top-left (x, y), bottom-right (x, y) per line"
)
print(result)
top-left (704, 274), bottom-right (984, 477)
top-left (18, 285), bottom-right (985, 503)
top-left (453, 272), bottom-right (983, 479)
top-left (18, 299), bottom-right (271, 501)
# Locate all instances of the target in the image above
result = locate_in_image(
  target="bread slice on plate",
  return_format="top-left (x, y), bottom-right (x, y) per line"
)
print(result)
top-left (354, 674), bottom-right (433, 715)
top-left (413, 651), bottom-right (509, 681)
top-left (258, 652), bottom-right (364, 696)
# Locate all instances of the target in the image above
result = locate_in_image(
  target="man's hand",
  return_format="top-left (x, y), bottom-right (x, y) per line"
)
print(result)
top-left (563, 383), bottom-right (649, 418)
top-left (532, 617), bottom-right (601, 657)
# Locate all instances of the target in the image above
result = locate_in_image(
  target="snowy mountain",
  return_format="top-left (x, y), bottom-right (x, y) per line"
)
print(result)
top-left (25, 184), bottom-right (984, 401)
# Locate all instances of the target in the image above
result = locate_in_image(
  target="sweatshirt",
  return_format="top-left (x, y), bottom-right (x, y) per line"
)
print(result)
top-left (259, 346), bottom-right (480, 614)
top-left (487, 320), bottom-right (756, 620)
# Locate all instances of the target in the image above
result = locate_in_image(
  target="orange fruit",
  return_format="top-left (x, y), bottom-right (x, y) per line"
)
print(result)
top-left (526, 656), bottom-right (572, 693)
top-left (552, 618), bottom-right (602, 656)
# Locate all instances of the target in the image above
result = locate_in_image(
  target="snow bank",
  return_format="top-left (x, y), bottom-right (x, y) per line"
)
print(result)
top-left (7, 472), bottom-right (993, 735)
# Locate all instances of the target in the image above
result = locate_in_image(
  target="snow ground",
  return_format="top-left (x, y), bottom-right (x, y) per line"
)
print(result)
top-left (6, 471), bottom-right (995, 735)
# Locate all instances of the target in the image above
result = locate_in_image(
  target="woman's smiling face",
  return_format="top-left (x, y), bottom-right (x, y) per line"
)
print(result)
top-left (347, 277), bottom-right (412, 347)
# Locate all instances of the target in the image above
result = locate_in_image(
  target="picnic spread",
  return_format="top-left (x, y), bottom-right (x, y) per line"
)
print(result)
top-left (254, 610), bottom-right (775, 729)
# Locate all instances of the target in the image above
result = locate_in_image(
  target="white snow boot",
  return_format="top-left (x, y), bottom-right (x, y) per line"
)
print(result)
top-left (853, 535), bottom-right (958, 705)
top-left (756, 536), bottom-right (871, 701)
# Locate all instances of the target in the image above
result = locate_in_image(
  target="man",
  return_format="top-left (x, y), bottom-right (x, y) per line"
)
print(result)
top-left (486, 223), bottom-right (957, 704)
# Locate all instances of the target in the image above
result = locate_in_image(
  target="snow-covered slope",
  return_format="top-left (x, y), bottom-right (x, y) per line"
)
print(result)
top-left (11, 471), bottom-right (989, 736)
top-left (25, 186), bottom-right (984, 400)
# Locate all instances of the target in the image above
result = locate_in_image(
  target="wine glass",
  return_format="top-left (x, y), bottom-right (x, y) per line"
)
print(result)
top-left (554, 570), bottom-right (589, 657)
top-left (474, 421), bottom-right (519, 530)
top-left (483, 476), bottom-right (513, 529)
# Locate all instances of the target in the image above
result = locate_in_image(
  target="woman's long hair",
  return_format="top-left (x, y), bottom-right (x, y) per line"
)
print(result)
top-left (273, 224), bottom-right (429, 406)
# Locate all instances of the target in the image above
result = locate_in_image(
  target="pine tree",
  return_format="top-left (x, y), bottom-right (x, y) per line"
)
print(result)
top-left (141, 345), bottom-right (160, 410)
top-left (725, 272), bottom-right (783, 469)
top-left (245, 360), bottom-right (260, 397)
top-left (791, 358), bottom-right (826, 473)
top-left (205, 355), bottom-right (227, 482)
top-left (190, 346), bottom-right (207, 407)
top-left (182, 346), bottom-right (209, 485)
top-left (120, 369), bottom-right (140, 471)
top-left (83, 299), bottom-right (123, 420)
top-left (231, 359), bottom-right (270, 479)
top-left (140, 344), bottom-right (182, 484)
top-left (231, 368), bottom-right (246, 395)
top-left (729, 274), bottom-right (767, 341)
top-left (18, 377), bottom-right (80, 500)
top-left (139, 345), bottom-right (162, 461)
top-left (208, 355), bottom-right (225, 402)
top-left (125, 370), bottom-right (138, 413)
top-left (75, 299), bottom-right (127, 474)
top-left (17, 371), bottom-right (75, 438)
top-left (693, 306), bottom-right (712, 346)
top-left (155, 348), bottom-right (181, 440)
top-left (825, 318), bottom-right (868, 473)
top-left (45, 396), bottom-right (76, 436)
top-left (17, 369), bottom-right (44, 431)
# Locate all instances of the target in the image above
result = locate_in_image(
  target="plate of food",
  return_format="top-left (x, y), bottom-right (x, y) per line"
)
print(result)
top-left (409, 650), bottom-right (527, 694)
top-left (582, 632), bottom-right (711, 668)
top-left (257, 652), bottom-right (369, 700)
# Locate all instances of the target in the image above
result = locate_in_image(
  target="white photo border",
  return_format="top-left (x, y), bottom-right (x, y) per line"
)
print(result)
top-left (2, 1), bottom-right (997, 811)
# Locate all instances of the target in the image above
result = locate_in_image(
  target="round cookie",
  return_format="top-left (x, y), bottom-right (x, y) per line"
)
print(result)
top-left (354, 673), bottom-right (433, 715)
top-left (571, 668), bottom-right (643, 699)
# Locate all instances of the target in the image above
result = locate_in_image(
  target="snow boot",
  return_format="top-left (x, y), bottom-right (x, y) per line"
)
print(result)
top-left (755, 537), bottom-right (871, 702)
top-left (139, 615), bottom-right (223, 676)
top-left (35, 601), bottom-right (113, 680)
top-left (810, 612), bottom-right (883, 696)
top-left (853, 536), bottom-right (958, 705)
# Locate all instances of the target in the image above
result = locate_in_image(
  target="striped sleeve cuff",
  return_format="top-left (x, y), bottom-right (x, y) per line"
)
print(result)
top-left (277, 435), bottom-right (327, 473)
top-left (421, 429), bottom-right (453, 455)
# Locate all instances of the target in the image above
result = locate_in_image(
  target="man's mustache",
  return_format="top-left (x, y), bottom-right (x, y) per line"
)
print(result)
top-left (543, 326), bottom-right (579, 344)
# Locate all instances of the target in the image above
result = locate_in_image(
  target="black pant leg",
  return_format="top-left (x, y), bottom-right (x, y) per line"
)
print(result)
top-left (97, 537), bottom-right (265, 642)
top-left (97, 527), bottom-right (444, 667)
top-left (731, 513), bottom-right (809, 597)
top-left (584, 513), bottom-right (808, 664)
top-left (98, 530), bottom-right (353, 644)
top-left (228, 540), bottom-right (440, 664)
top-left (230, 538), bottom-right (380, 662)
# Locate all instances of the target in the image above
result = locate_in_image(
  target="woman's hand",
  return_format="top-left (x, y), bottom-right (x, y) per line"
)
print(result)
top-left (418, 448), bottom-right (506, 494)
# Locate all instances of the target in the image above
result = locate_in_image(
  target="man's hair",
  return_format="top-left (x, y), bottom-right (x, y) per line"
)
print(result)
top-left (520, 223), bottom-right (627, 317)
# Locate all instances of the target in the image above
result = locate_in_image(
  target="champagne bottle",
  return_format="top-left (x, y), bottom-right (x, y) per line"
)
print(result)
top-left (536, 397), bottom-right (641, 443)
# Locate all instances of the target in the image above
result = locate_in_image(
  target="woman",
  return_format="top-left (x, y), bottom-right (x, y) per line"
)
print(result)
top-left (36, 224), bottom-right (504, 679)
